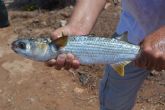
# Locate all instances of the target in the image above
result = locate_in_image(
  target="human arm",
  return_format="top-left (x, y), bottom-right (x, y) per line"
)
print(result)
top-left (135, 26), bottom-right (165, 71)
top-left (46, 0), bottom-right (106, 70)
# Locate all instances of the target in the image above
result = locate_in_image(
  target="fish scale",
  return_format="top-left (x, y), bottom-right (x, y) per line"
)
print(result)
top-left (12, 34), bottom-right (140, 64)
top-left (12, 34), bottom-right (141, 76)
top-left (59, 36), bottom-right (140, 64)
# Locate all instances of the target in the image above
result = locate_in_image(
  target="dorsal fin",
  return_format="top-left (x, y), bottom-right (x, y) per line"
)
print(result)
top-left (53, 33), bottom-right (68, 48)
top-left (116, 31), bottom-right (128, 42)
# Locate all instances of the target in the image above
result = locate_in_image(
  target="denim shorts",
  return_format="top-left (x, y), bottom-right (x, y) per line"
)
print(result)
top-left (99, 33), bottom-right (149, 110)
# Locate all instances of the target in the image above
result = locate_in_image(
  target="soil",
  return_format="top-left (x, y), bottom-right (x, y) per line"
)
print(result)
top-left (0, 2), bottom-right (164, 110)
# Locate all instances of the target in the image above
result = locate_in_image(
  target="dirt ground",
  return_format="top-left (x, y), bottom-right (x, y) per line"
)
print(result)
top-left (0, 2), bottom-right (165, 110)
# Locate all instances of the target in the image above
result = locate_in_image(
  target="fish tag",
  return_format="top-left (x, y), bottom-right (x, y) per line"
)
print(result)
top-left (111, 61), bottom-right (130, 77)
top-left (53, 33), bottom-right (68, 48)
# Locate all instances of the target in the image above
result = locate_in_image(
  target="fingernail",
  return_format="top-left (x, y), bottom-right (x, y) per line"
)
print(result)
top-left (72, 60), bottom-right (80, 69)
top-left (48, 59), bottom-right (56, 63)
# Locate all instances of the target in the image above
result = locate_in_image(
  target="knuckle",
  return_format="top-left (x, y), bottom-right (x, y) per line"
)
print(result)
top-left (72, 60), bottom-right (80, 69)
top-left (65, 54), bottom-right (74, 64)
top-left (143, 46), bottom-right (152, 53)
top-left (45, 59), bottom-right (56, 67)
top-left (56, 54), bottom-right (66, 64)
top-left (153, 52), bottom-right (162, 59)
top-left (48, 59), bottom-right (56, 63)
top-left (56, 58), bottom-right (65, 66)
top-left (51, 32), bottom-right (58, 39)
top-left (56, 60), bottom-right (65, 66)
top-left (67, 53), bottom-right (74, 60)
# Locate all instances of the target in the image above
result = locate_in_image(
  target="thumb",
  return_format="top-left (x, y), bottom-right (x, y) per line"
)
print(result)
top-left (51, 27), bottom-right (70, 40)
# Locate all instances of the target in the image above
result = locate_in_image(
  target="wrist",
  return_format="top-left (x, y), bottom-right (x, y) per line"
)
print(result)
top-left (66, 23), bottom-right (90, 35)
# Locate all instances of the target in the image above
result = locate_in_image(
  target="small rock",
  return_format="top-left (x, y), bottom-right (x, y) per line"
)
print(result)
top-left (60, 12), bottom-right (70, 18)
top-left (69, 5), bottom-right (74, 9)
top-left (77, 71), bottom-right (90, 86)
top-left (33, 19), bottom-right (40, 23)
top-left (0, 47), bottom-right (4, 58)
top-left (104, 3), bottom-right (111, 10)
top-left (17, 79), bottom-right (24, 85)
top-left (28, 97), bottom-right (35, 102)
top-left (7, 98), bottom-right (12, 102)
top-left (113, 13), bottom-right (118, 17)
top-left (60, 20), bottom-right (67, 27)
top-left (49, 11), bottom-right (56, 14)
top-left (0, 89), bottom-right (2, 93)
top-left (2, 60), bottom-right (34, 76)
top-left (74, 87), bottom-right (84, 94)
top-left (41, 21), bottom-right (47, 26)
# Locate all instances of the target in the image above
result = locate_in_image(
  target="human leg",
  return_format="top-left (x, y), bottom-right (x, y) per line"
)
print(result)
top-left (99, 63), bottom-right (149, 110)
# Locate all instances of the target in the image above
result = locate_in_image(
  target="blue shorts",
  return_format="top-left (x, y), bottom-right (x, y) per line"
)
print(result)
top-left (99, 63), bottom-right (149, 110)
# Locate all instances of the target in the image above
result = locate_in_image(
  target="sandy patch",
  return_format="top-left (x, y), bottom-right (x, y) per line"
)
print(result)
top-left (1, 60), bottom-right (34, 76)
top-left (0, 47), bottom-right (4, 58)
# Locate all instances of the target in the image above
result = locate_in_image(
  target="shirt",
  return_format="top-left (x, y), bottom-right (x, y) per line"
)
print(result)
top-left (116, 0), bottom-right (165, 44)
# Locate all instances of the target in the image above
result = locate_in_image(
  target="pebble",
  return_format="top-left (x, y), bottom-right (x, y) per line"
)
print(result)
top-left (60, 20), bottom-right (67, 27)
top-left (0, 89), bottom-right (2, 93)
top-left (0, 47), bottom-right (4, 58)
top-left (104, 3), bottom-right (111, 10)
top-left (74, 87), bottom-right (84, 94)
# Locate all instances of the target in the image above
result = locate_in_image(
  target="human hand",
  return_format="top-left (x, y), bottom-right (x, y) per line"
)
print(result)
top-left (46, 25), bottom-right (83, 70)
top-left (45, 0), bottom-right (106, 70)
top-left (134, 26), bottom-right (165, 71)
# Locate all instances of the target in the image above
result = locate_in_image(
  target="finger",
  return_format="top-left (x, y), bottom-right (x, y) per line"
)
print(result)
top-left (51, 31), bottom-right (63, 40)
top-left (45, 59), bottom-right (56, 67)
top-left (72, 60), bottom-right (80, 69)
top-left (146, 50), bottom-right (162, 70)
top-left (64, 53), bottom-right (74, 70)
top-left (140, 46), bottom-right (153, 70)
top-left (55, 54), bottom-right (67, 68)
top-left (51, 27), bottom-right (70, 40)
top-left (134, 51), bottom-right (147, 68)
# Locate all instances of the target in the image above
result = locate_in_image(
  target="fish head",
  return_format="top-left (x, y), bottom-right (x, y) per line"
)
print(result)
top-left (11, 37), bottom-right (57, 61)
top-left (12, 38), bottom-right (31, 55)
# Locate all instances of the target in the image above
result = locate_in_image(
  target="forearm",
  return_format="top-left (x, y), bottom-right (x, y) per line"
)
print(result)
top-left (68, 0), bottom-right (106, 34)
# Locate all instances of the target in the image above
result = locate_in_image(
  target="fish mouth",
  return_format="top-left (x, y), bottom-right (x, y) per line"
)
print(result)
top-left (11, 41), bottom-right (18, 53)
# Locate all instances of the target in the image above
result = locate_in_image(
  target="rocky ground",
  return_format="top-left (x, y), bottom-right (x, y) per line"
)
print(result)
top-left (0, 1), bottom-right (164, 110)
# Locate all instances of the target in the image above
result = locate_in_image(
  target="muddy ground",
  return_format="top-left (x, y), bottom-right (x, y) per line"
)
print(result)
top-left (0, 2), bottom-right (165, 110)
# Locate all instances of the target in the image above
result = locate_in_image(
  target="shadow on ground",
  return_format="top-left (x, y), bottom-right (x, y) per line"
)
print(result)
top-left (7, 0), bottom-right (76, 10)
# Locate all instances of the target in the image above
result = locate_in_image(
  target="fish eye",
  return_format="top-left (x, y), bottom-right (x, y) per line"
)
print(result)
top-left (18, 42), bottom-right (26, 49)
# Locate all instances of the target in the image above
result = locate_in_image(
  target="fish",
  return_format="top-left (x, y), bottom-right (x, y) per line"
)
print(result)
top-left (11, 33), bottom-right (140, 76)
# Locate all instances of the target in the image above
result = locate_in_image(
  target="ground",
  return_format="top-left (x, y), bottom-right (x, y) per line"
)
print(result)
top-left (0, 2), bottom-right (165, 110)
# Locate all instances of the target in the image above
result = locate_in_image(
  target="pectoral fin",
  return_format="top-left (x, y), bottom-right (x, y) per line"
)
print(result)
top-left (53, 33), bottom-right (68, 48)
top-left (111, 61), bottom-right (130, 77)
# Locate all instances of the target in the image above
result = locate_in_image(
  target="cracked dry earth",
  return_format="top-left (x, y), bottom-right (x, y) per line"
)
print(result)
top-left (0, 4), bottom-right (165, 110)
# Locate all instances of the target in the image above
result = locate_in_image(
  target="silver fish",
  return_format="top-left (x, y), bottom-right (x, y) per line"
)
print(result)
top-left (11, 33), bottom-right (140, 76)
